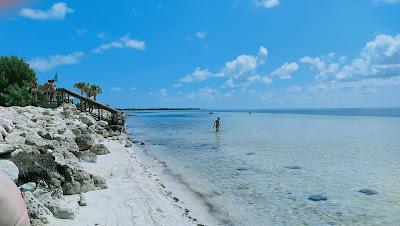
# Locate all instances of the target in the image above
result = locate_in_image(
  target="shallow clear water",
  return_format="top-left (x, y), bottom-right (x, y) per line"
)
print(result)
top-left (125, 109), bottom-right (400, 226)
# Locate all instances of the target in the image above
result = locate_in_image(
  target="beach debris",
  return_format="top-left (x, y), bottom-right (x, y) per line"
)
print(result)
top-left (79, 193), bottom-right (88, 206)
top-left (140, 141), bottom-right (147, 145)
top-left (285, 166), bottom-right (301, 170)
top-left (245, 152), bottom-right (256, 155)
top-left (308, 194), bottom-right (328, 201)
top-left (358, 189), bottom-right (378, 195)
top-left (0, 160), bottom-right (19, 182)
top-left (173, 197), bottom-right (179, 202)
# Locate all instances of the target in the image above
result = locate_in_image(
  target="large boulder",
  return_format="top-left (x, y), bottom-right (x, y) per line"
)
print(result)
top-left (24, 191), bottom-right (54, 224)
top-left (90, 143), bottom-right (110, 155)
top-left (0, 125), bottom-right (8, 138)
top-left (0, 143), bottom-right (15, 155)
top-left (60, 166), bottom-right (107, 195)
top-left (79, 115), bottom-right (96, 126)
top-left (38, 130), bottom-right (53, 140)
top-left (75, 134), bottom-right (95, 151)
top-left (46, 199), bottom-right (79, 220)
top-left (24, 131), bottom-right (46, 147)
top-left (5, 131), bottom-right (26, 144)
top-left (11, 153), bottom-right (57, 185)
top-left (0, 160), bottom-right (19, 182)
top-left (75, 151), bottom-right (97, 163)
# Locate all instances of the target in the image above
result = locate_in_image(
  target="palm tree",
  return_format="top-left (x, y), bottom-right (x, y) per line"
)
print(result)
top-left (89, 85), bottom-right (102, 101)
top-left (74, 82), bottom-right (88, 96)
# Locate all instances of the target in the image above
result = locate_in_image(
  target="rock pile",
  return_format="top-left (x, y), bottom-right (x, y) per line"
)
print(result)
top-left (0, 104), bottom-right (123, 225)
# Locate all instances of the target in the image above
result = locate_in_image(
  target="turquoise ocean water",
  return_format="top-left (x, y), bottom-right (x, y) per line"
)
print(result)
top-left (125, 108), bottom-right (400, 225)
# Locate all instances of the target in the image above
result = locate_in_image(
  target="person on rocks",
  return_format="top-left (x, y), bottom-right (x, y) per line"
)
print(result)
top-left (30, 82), bottom-right (39, 104)
top-left (0, 171), bottom-right (30, 226)
top-left (49, 80), bottom-right (56, 101)
top-left (43, 80), bottom-right (50, 101)
top-left (214, 117), bottom-right (221, 132)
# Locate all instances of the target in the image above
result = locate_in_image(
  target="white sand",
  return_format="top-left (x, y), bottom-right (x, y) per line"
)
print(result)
top-left (51, 138), bottom-right (215, 226)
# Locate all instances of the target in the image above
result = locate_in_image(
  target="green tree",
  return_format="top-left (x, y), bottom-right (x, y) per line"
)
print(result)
top-left (74, 82), bottom-right (88, 96)
top-left (0, 56), bottom-right (37, 106)
top-left (89, 84), bottom-right (102, 101)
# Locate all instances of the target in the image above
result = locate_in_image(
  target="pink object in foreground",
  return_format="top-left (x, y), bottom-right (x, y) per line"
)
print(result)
top-left (0, 170), bottom-right (30, 226)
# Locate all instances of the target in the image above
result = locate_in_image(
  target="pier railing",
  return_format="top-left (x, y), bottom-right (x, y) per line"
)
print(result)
top-left (56, 88), bottom-right (122, 124)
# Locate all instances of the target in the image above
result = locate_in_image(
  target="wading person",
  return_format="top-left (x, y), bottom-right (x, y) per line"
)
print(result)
top-left (214, 117), bottom-right (221, 132)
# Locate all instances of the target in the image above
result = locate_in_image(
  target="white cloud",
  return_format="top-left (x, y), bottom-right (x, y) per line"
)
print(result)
top-left (151, 88), bottom-right (168, 97)
top-left (335, 34), bottom-right (400, 80)
top-left (178, 46), bottom-right (269, 89)
top-left (130, 87), bottom-right (137, 91)
top-left (270, 62), bottom-right (299, 79)
top-left (253, 0), bottom-right (280, 9)
top-left (29, 51), bottom-right (83, 71)
top-left (19, 2), bottom-right (74, 20)
top-left (219, 55), bottom-right (258, 78)
top-left (375, 0), bottom-right (400, 4)
top-left (195, 31), bottom-right (207, 39)
top-left (93, 33), bottom-right (146, 53)
top-left (262, 76), bottom-right (272, 84)
top-left (97, 31), bottom-right (108, 40)
top-left (181, 68), bottom-right (212, 83)
top-left (258, 46), bottom-right (268, 58)
top-left (288, 86), bottom-right (303, 92)
top-left (76, 29), bottom-right (87, 35)
top-left (110, 87), bottom-right (125, 91)
top-left (299, 55), bottom-right (339, 79)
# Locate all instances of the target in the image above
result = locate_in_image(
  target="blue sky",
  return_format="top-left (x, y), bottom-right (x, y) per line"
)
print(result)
top-left (1, 0), bottom-right (399, 109)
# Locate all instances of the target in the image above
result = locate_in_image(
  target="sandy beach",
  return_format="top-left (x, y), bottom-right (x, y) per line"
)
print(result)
top-left (0, 105), bottom-right (216, 226)
top-left (52, 138), bottom-right (214, 226)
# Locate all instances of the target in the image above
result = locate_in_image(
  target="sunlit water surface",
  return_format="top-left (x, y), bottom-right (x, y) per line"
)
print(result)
top-left (125, 109), bottom-right (400, 225)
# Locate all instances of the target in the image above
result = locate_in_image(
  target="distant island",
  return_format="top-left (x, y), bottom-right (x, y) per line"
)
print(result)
top-left (118, 108), bottom-right (201, 111)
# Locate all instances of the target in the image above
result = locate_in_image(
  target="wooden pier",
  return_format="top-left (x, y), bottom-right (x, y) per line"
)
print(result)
top-left (44, 88), bottom-right (123, 125)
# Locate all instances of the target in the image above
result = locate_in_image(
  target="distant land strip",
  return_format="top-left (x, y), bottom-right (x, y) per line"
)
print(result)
top-left (118, 108), bottom-right (201, 111)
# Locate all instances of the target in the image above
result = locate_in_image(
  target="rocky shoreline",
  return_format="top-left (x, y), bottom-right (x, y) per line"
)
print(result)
top-left (0, 104), bottom-right (132, 225)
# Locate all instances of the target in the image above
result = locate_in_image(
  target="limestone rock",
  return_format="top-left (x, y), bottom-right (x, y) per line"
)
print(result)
top-left (90, 144), bottom-right (110, 155)
top-left (46, 199), bottom-right (79, 220)
top-left (38, 130), bottom-right (53, 140)
top-left (75, 134), bottom-right (96, 151)
top-left (359, 189), bottom-right (378, 195)
top-left (77, 151), bottom-right (97, 163)
top-left (125, 141), bottom-right (133, 147)
top-left (0, 143), bottom-right (15, 155)
top-left (79, 115), bottom-right (96, 126)
top-left (19, 182), bottom-right (37, 192)
top-left (0, 160), bottom-right (19, 182)
top-left (308, 194), bottom-right (327, 201)
top-left (5, 131), bottom-right (26, 144)
top-left (24, 191), bottom-right (54, 224)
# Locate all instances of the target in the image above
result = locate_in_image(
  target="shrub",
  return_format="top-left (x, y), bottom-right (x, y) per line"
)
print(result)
top-left (0, 56), bottom-right (37, 106)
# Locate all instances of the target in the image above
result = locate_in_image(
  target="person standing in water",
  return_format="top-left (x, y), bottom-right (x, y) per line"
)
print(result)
top-left (214, 117), bottom-right (221, 132)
